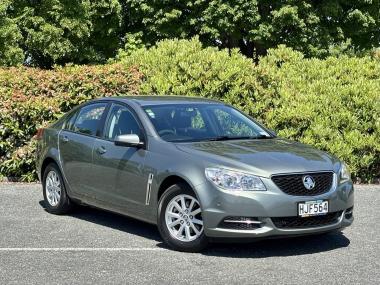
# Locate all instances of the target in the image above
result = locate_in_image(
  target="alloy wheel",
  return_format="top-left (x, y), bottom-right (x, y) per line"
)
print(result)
top-left (165, 194), bottom-right (204, 242)
top-left (45, 170), bottom-right (61, 207)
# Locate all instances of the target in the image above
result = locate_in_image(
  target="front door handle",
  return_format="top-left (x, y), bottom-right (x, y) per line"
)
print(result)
top-left (62, 136), bottom-right (69, 143)
top-left (96, 146), bottom-right (107, 155)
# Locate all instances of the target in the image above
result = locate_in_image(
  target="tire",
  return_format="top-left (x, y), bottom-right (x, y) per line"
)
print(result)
top-left (42, 163), bottom-right (72, 215)
top-left (157, 183), bottom-right (208, 252)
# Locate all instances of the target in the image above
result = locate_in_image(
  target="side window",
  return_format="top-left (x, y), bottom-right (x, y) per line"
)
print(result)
top-left (213, 108), bottom-right (255, 136)
top-left (72, 103), bottom-right (107, 136)
top-left (104, 104), bottom-right (142, 140)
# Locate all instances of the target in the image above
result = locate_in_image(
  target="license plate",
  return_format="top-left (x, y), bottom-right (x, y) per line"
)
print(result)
top-left (298, 200), bottom-right (328, 217)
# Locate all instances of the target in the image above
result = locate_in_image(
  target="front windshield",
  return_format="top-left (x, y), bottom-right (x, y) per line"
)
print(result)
top-left (142, 104), bottom-right (272, 142)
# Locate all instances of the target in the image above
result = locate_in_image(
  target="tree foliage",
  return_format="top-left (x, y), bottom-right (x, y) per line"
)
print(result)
top-left (1, 0), bottom-right (122, 68)
top-left (1, 0), bottom-right (379, 66)
top-left (122, 0), bottom-right (380, 60)
top-left (0, 0), bottom-right (24, 66)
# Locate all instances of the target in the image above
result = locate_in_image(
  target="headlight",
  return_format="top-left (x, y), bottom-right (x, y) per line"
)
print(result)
top-left (205, 168), bottom-right (266, 191)
top-left (339, 162), bottom-right (351, 183)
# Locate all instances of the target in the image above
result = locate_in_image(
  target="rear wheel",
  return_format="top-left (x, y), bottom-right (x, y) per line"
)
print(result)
top-left (157, 183), bottom-right (208, 252)
top-left (42, 163), bottom-right (72, 214)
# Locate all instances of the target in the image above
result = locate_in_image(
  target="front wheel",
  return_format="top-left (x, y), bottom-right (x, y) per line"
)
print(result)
top-left (157, 183), bottom-right (208, 252)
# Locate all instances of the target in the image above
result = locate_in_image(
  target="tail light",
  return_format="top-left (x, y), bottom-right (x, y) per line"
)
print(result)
top-left (35, 128), bottom-right (45, 140)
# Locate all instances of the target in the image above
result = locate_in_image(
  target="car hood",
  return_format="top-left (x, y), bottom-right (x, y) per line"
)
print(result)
top-left (175, 138), bottom-right (339, 177)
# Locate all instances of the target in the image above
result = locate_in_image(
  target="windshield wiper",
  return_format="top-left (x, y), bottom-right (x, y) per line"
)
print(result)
top-left (171, 134), bottom-right (274, 143)
top-left (205, 136), bottom-right (234, 141)
top-left (253, 134), bottom-right (273, 139)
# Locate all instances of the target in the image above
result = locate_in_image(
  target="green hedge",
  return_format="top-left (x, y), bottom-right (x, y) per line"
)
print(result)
top-left (1, 38), bottom-right (379, 182)
top-left (0, 64), bottom-right (141, 181)
top-left (258, 48), bottom-right (380, 183)
top-left (122, 39), bottom-right (380, 182)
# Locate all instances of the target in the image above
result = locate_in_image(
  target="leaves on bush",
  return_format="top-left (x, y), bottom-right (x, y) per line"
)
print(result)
top-left (0, 64), bottom-right (142, 181)
top-left (0, 39), bottom-right (379, 182)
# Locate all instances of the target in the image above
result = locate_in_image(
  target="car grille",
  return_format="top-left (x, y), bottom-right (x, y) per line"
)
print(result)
top-left (271, 172), bottom-right (334, 196)
top-left (272, 211), bottom-right (342, 229)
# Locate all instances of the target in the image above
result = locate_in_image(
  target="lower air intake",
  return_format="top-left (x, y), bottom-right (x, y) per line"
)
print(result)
top-left (272, 211), bottom-right (342, 229)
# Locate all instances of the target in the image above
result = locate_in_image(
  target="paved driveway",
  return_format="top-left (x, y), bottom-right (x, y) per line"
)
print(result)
top-left (0, 183), bottom-right (379, 284)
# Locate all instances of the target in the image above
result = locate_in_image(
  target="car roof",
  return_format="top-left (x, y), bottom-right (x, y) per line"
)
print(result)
top-left (96, 95), bottom-right (223, 106)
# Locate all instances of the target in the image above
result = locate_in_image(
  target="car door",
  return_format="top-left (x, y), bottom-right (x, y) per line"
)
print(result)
top-left (91, 103), bottom-right (149, 210)
top-left (59, 102), bottom-right (108, 199)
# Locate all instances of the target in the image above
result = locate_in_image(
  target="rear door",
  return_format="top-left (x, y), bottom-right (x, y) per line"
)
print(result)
top-left (59, 102), bottom-right (108, 199)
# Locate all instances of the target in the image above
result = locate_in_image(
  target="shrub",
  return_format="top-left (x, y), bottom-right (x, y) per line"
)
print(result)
top-left (1, 38), bottom-right (379, 182)
top-left (120, 38), bottom-right (261, 113)
top-left (0, 64), bottom-right (142, 181)
top-left (257, 46), bottom-right (380, 182)
top-left (122, 39), bottom-right (380, 182)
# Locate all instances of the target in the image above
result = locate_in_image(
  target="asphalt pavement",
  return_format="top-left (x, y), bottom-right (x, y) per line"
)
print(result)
top-left (0, 183), bottom-right (379, 284)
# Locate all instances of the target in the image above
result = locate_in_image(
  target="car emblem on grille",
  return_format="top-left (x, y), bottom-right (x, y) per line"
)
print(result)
top-left (302, 175), bottom-right (315, 190)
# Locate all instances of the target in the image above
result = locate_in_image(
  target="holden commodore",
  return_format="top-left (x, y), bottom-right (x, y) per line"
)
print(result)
top-left (36, 96), bottom-right (354, 252)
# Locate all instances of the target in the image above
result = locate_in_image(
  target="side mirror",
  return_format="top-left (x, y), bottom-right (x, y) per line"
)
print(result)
top-left (114, 134), bottom-right (144, 147)
top-left (268, 129), bottom-right (277, 137)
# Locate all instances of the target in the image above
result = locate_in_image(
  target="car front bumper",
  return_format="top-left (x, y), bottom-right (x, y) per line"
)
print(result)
top-left (196, 176), bottom-right (354, 239)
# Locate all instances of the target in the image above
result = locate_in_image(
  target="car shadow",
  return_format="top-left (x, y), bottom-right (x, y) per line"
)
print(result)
top-left (39, 200), bottom-right (161, 242)
top-left (201, 232), bottom-right (350, 258)
top-left (39, 200), bottom-right (350, 257)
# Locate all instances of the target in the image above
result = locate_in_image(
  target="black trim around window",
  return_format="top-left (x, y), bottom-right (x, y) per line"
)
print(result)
top-left (96, 102), bottom-right (112, 137)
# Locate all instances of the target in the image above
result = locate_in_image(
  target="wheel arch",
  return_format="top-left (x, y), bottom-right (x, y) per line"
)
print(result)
top-left (41, 157), bottom-right (60, 180)
top-left (157, 174), bottom-right (199, 205)
top-left (40, 156), bottom-right (76, 199)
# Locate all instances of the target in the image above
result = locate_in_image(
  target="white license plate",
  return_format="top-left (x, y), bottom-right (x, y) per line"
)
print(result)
top-left (298, 200), bottom-right (328, 217)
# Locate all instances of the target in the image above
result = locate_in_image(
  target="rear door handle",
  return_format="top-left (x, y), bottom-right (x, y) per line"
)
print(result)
top-left (96, 146), bottom-right (107, 155)
top-left (62, 136), bottom-right (69, 143)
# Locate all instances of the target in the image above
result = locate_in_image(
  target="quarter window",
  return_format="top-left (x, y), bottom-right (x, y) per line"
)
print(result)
top-left (72, 103), bottom-right (107, 136)
top-left (64, 111), bottom-right (78, 130)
